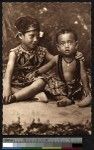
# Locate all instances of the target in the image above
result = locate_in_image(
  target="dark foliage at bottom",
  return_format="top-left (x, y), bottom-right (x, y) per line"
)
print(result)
top-left (3, 118), bottom-right (91, 135)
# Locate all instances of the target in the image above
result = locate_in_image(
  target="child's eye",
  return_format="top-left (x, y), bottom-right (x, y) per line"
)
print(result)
top-left (59, 41), bottom-right (75, 46)
top-left (29, 35), bottom-right (34, 38)
top-left (29, 34), bottom-right (39, 39)
top-left (68, 41), bottom-right (74, 44)
top-left (59, 42), bottom-right (65, 46)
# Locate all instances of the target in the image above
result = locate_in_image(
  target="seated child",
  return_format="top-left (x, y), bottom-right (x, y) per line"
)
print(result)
top-left (3, 16), bottom-right (85, 105)
top-left (34, 28), bottom-right (91, 107)
top-left (3, 16), bottom-right (53, 104)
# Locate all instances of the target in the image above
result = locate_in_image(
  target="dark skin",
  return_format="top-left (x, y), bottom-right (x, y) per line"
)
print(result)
top-left (3, 29), bottom-right (86, 104)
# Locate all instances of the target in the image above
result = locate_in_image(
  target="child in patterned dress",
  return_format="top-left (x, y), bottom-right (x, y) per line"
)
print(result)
top-left (3, 16), bottom-right (54, 104)
top-left (34, 28), bottom-right (91, 107)
top-left (3, 16), bottom-right (85, 104)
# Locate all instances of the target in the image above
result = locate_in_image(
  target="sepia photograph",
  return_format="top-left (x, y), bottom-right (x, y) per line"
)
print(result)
top-left (2, 2), bottom-right (91, 136)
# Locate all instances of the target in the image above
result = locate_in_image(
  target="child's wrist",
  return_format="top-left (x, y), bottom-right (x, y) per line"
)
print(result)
top-left (34, 70), bottom-right (40, 77)
top-left (4, 80), bottom-right (11, 87)
top-left (3, 84), bottom-right (11, 90)
top-left (85, 89), bottom-right (91, 96)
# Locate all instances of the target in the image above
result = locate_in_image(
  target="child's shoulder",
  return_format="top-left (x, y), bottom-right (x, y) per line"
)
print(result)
top-left (39, 46), bottom-right (48, 52)
top-left (38, 46), bottom-right (48, 55)
top-left (53, 55), bottom-right (58, 63)
top-left (10, 45), bottom-right (21, 54)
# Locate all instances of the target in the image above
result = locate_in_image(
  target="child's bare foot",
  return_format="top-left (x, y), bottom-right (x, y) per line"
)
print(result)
top-left (34, 92), bottom-right (48, 103)
top-left (77, 94), bottom-right (91, 107)
top-left (57, 97), bottom-right (73, 107)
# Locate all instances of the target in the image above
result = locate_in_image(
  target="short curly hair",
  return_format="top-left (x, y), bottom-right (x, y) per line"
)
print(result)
top-left (56, 27), bottom-right (78, 43)
top-left (15, 16), bottom-right (40, 34)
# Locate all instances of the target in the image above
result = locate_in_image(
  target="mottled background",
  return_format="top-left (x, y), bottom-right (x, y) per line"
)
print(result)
top-left (2, 2), bottom-right (91, 67)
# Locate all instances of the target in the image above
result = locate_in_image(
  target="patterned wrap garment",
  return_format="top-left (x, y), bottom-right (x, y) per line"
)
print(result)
top-left (10, 45), bottom-right (47, 87)
top-left (44, 55), bottom-right (83, 101)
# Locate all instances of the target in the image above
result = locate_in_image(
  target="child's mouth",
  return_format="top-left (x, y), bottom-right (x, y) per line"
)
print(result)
top-left (65, 50), bottom-right (70, 53)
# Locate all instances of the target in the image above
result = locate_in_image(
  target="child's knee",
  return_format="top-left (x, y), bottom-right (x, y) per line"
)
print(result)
top-left (34, 92), bottom-right (48, 103)
top-left (12, 87), bottom-right (22, 94)
top-left (35, 78), bottom-right (46, 88)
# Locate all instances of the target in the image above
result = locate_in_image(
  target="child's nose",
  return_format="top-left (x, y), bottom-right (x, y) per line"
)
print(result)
top-left (33, 37), bottom-right (37, 42)
top-left (65, 43), bottom-right (69, 48)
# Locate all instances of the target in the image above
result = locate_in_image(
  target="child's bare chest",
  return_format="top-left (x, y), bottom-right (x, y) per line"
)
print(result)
top-left (62, 60), bottom-right (77, 82)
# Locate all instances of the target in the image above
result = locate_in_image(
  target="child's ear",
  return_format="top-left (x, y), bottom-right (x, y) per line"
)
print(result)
top-left (16, 32), bottom-right (23, 40)
top-left (56, 44), bottom-right (60, 52)
top-left (75, 41), bottom-right (78, 49)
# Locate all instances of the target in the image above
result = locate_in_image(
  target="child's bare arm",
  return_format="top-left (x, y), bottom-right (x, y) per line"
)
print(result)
top-left (4, 52), bottom-right (16, 85)
top-left (3, 52), bottom-right (16, 103)
top-left (80, 60), bottom-right (90, 96)
top-left (36, 55), bottom-right (57, 75)
top-left (45, 49), bottom-right (54, 61)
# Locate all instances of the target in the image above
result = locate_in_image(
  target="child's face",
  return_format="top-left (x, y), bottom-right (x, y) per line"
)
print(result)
top-left (57, 32), bottom-right (78, 56)
top-left (20, 27), bottom-right (39, 49)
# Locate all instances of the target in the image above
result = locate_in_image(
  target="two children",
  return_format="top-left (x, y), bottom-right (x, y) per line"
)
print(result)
top-left (3, 16), bottom-right (91, 107)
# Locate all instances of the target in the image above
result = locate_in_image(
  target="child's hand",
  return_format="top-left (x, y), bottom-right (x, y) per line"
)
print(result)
top-left (26, 70), bottom-right (40, 80)
top-left (57, 96), bottom-right (73, 107)
top-left (26, 72), bottom-right (36, 80)
top-left (3, 86), bottom-right (12, 104)
top-left (77, 93), bottom-right (91, 107)
top-left (75, 51), bottom-right (85, 61)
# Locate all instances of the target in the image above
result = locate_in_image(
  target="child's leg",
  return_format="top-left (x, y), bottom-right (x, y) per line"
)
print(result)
top-left (34, 92), bottom-right (48, 103)
top-left (12, 78), bottom-right (46, 101)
